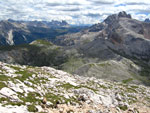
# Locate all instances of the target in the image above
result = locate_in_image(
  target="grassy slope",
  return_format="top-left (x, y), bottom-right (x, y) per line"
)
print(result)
top-left (0, 39), bottom-right (150, 86)
top-left (0, 40), bottom-right (68, 67)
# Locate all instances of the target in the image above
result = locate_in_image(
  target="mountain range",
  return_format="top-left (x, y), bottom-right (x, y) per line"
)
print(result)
top-left (0, 11), bottom-right (150, 86)
top-left (0, 19), bottom-right (87, 45)
top-left (7, 19), bottom-right (69, 28)
top-left (0, 11), bottom-right (150, 112)
top-left (58, 11), bottom-right (150, 84)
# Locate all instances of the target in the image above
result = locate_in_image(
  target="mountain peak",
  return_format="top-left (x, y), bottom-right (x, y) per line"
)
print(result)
top-left (145, 18), bottom-right (150, 23)
top-left (104, 11), bottom-right (131, 24)
top-left (118, 11), bottom-right (131, 18)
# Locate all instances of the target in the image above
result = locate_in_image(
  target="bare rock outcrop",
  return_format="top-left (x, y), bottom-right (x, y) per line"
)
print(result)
top-left (0, 62), bottom-right (150, 112)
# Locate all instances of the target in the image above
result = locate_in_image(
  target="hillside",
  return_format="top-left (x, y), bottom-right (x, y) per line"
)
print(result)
top-left (0, 62), bottom-right (150, 113)
top-left (0, 40), bottom-right (68, 67)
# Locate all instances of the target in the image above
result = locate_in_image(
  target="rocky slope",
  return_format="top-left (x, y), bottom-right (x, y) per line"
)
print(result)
top-left (0, 61), bottom-right (150, 113)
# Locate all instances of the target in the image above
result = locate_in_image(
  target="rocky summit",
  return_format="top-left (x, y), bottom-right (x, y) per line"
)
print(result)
top-left (0, 61), bottom-right (150, 113)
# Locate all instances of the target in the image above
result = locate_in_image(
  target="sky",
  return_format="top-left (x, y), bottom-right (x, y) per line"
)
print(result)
top-left (0, 0), bottom-right (150, 25)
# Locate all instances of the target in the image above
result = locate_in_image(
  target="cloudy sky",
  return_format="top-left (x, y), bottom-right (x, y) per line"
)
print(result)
top-left (0, 0), bottom-right (150, 25)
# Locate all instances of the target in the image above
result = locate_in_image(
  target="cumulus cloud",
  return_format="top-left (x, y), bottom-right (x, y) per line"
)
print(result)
top-left (87, 0), bottom-right (115, 5)
top-left (0, 0), bottom-right (150, 25)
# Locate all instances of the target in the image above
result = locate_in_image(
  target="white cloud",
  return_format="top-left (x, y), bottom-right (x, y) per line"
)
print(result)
top-left (0, 0), bottom-right (150, 25)
top-left (117, 0), bottom-right (150, 5)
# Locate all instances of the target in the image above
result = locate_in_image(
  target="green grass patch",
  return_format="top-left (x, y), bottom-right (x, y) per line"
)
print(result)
top-left (130, 85), bottom-right (139, 89)
top-left (0, 75), bottom-right (10, 81)
top-left (97, 84), bottom-right (108, 89)
top-left (45, 92), bottom-right (80, 105)
top-left (15, 70), bottom-right (34, 81)
top-left (98, 62), bottom-right (111, 67)
top-left (32, 40), bottom-right (53, 46)
top-left (80, 85), bottom-right (98, 92)
top-left (4, 101), bottom-right (24, 106)
top-left (0, 97), bottom-right (25, 106)
top-left (27, 105), bottom-right (38, 112)
top-left (0, 82), bottom-right (7, 89)
top-left (122, 78), bottom-right (133, 84)
top-left (125, 87), bottom-right (138, 93)
top-left (29, 77), bottom-right (48, 85)
top-left (45, 92), bottom-right (63, 104)
top-left (57, 83), bottom-right (79, 90)
top-left (118, 105), bottom-right (128, 111)
top-left (20, 92), bottom-right (41, 104)
top-left (127, 94), bottom-right (137, 104)
top-left (0, 97), bottom-right (9, 103)
top-left (62, 57), bottom-right (84, 73)
top-left (57, 83), bottom-right (98, 92)
top-left (8, 65), bottom-right (21, 71)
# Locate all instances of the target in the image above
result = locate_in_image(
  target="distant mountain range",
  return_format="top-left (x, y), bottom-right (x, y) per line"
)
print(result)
top-left (7, 19), bottom-right (69, 28)
top-left (0, 19), bottom-right (87, 45)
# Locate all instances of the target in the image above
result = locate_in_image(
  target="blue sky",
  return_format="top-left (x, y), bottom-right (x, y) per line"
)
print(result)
top-left (0, 0), bottom-right (150, 25)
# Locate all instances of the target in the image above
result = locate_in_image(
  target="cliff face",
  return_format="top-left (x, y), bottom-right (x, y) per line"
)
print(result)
top-left (105, 14), bottom-right (150, 63)
top-left (0, 61), bottom-right (150, 113)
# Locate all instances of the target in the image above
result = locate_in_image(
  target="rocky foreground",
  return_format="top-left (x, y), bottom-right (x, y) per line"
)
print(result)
top-left (0, 62), bottom-right (150, 113)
